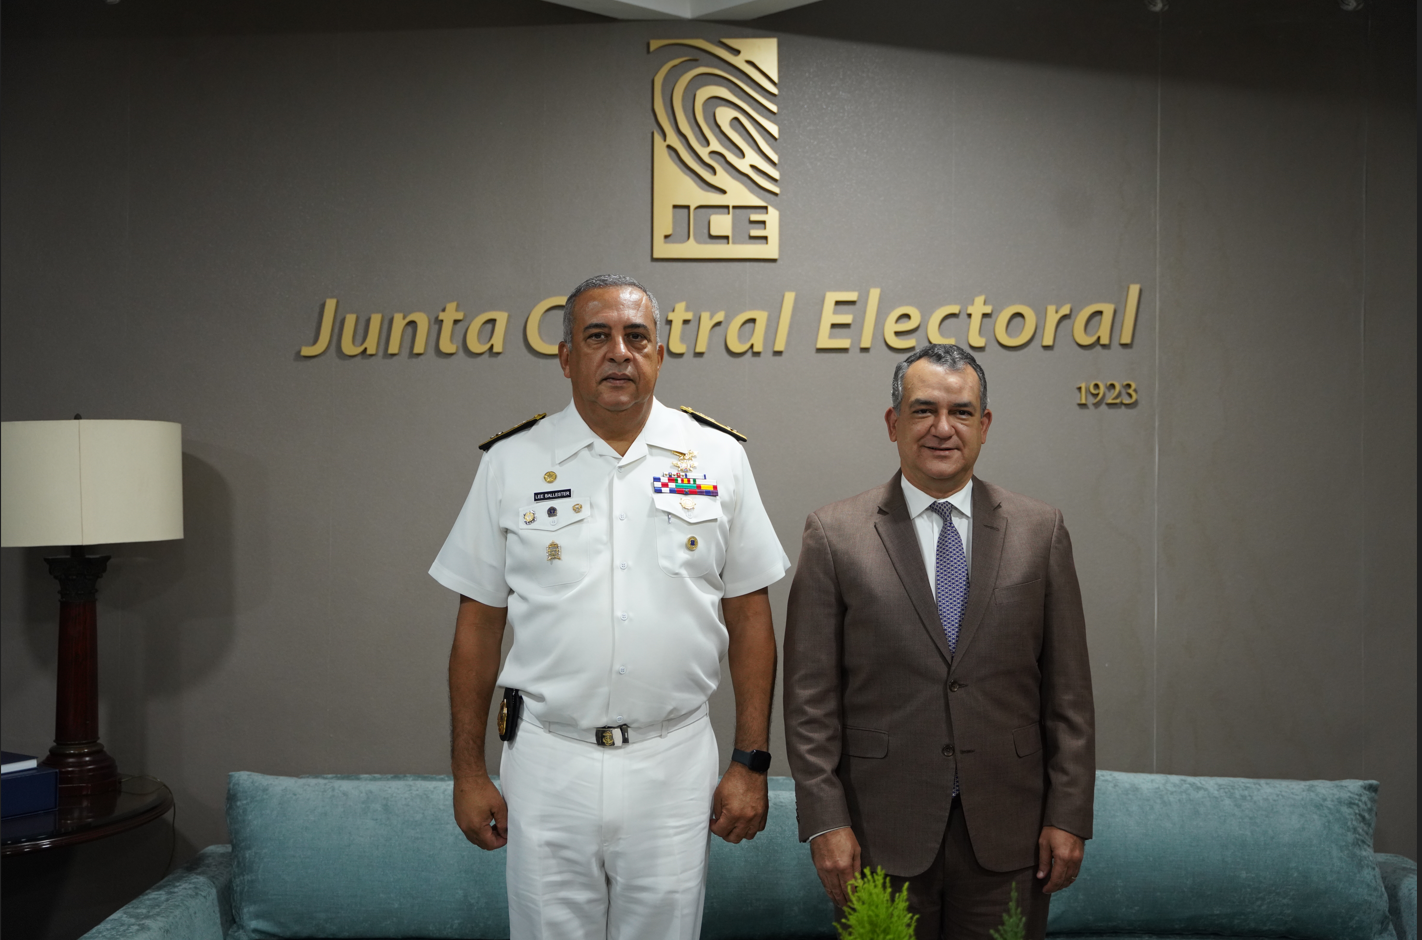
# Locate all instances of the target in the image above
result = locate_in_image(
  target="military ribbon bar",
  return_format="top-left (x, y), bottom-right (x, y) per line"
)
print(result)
top-left (651, 475), bottom-right (719, 497)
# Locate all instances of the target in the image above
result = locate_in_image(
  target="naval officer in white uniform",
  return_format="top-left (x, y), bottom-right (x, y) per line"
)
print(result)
top-left (430, 274), bottom-right (790, 940)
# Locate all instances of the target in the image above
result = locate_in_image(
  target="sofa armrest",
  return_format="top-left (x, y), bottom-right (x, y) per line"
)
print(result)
top-left (81, 844), bottom-right (233, 940)
top-left (1376, 853), bottom-right (1417, 940)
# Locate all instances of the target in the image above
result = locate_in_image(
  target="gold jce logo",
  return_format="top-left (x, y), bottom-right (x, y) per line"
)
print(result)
top-left (650, 39), bottom-right (779, 260)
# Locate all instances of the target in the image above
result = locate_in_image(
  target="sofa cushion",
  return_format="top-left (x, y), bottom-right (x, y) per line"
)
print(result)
top-left (1048, 771), bottom-right (1393, 940)
top-left (703, 777), bottom-right (834, 938)
top-left (227, 773), bottom-right (508, 940)
top-left (1375, 854), bottom-right (1417, 940)
top-left (226, 773), bottom-right (833, 940)
top-left (83, 844), bottom-right (233, 940)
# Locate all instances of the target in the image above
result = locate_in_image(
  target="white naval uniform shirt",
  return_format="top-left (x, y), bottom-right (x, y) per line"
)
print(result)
top-left (430, 398), bottom-right (790, 732)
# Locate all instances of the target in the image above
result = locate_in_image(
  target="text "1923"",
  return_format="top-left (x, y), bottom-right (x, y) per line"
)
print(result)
top-left (1077, 381), bottom-right (1138, 406)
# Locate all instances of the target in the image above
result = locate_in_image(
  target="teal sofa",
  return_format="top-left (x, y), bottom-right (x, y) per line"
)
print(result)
top-left (83, 771), bottom-right (1415, 940)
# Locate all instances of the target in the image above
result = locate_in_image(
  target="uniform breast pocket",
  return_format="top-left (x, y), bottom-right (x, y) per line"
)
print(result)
top-left (652, 493), bottom-right (722, 579)
top-left (512, 498), bottom-right (593, 589)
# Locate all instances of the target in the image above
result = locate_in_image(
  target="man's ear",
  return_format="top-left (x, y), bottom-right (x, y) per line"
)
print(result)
top-left (884, 406), bottom-right (899, 442)
top-left (979, 409), bottom-right (992, 442)
top-left (558, 341), bottom-right (571, 379)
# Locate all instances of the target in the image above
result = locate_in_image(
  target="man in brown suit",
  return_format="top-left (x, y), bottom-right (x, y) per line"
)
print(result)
top-left (784, 344), bottom-right (1094, 939)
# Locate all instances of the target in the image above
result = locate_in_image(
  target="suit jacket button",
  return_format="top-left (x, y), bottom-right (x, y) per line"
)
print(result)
top-left (942, 744), bottom-right (955, 757)
top-left (949, 681), bottom-right (961, 692)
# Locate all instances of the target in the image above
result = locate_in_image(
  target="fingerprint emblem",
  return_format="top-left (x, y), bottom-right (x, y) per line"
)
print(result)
top-left (650, 38), bottom-right (779, 260)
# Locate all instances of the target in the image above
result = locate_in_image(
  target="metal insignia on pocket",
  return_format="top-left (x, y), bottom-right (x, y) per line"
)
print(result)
top-left (543, 471), bottom-right (557, 483)
top-left (686, 536), bottom-right (699, 551)
top-left (547, 506), bottom-right (558, 518)
top-left (547, 541), bottom-right (561, 561)
top-left (573, 503), bottom-right (583, 513)
top-left (523, 511), bottom-right (536, 525)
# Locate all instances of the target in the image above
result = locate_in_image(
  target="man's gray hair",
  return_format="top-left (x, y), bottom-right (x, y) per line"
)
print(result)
top-left (890, 344), bottom-right (988, 414)
top-left (562, 274), bottom-right (661, 345)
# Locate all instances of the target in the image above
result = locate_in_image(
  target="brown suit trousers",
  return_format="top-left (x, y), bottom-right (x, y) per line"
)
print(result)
top-left (784, 474), bottom-right (1094, 878)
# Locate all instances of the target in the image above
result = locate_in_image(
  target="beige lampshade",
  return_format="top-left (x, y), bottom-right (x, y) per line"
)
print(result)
top-left (1, 420), bottom-right (184, 547)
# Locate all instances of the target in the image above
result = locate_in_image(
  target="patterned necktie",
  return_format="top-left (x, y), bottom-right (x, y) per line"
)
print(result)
top-left (930, 500), bottom-right (968, 799)
top-left (929, 501), bottom-right (969, 657)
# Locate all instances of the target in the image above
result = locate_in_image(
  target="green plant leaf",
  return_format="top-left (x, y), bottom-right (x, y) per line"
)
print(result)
top-left (836, 866), bottom-right (919, 940)
top-left (989, 882), bottom-right (1027, 940)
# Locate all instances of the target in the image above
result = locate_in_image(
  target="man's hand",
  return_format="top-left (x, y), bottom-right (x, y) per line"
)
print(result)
top-left (810, 827), bottom-right (862, 908)
top-left (1036, 825), bottom-right (1084, 893)
top-left (449, 597), bottom-right (509, 851)
top-left (710, 761), bottom-right (768, 843)
top-left (716, 587), bottom-right (776, 845)
top-left (454, 775), bottom-right (508, 850)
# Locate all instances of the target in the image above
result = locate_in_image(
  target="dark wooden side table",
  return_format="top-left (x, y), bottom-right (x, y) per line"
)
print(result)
top-left (1, 774), bottom-right (173, 856)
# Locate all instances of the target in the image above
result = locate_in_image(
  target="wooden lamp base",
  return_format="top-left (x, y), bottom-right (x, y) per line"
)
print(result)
top-left (41, 548), bottom-right (120, 796)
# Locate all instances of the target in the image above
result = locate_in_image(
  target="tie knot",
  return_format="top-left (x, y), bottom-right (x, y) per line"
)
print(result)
top-left (930, 501), bottom-right (954, 521)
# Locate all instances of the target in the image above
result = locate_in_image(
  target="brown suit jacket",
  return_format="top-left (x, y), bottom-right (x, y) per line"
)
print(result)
top-left (784, 473), bottom-right (1094, 876)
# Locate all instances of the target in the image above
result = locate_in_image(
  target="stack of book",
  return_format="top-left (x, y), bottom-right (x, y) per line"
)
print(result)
top-left (2, 750), bottom-right (58, 821)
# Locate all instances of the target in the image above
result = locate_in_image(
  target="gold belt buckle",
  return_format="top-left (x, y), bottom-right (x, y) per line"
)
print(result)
top-left (595, 725), bottom-right (630, 747)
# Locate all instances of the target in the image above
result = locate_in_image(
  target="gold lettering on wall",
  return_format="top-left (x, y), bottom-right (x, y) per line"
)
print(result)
top-left (301, 298), bottom-right (338, 357)
top-left (1043, 305), bottom-right (1073, 348)
top-left (772, 292), bottom-right (794, 352)
top-left (525, 297), bottom-right (565, 356)
top-left (650, 39), bottom-right (780, 260)
top-left (437, 303), bottom-right (465, 354)
top-left (859, 288), bottom-right (881, 349)
top-left (1073, 303), bottom-right (1115, 347)
top-left (927, 305), bottom-right (958, 345)
top-left (666, 301), bottom-right (694, 355)
top-left (965, 295), bottom-right (992, 349)
top-left (884, 307), bottom-right (920, 350)
top-left (1120, 283), bottom-right (1141, 345)
top-left (1077, 380), bottom-right (1138, 406)
top-left (466, 312), bottom-right (508, 354)
top-left (389, 312), bottom-right (430, 355)
top-left (816, 292), bottom-right (857, 349)
top-left (341, 312), bottom-right (382, 356)
top-left (694, 311), bottom-right (726, 353)
top-left (294, 285), bottom-right (1144, 359)
top-left (726, 309), bottom-right (768, 353)
top-left (994, 305), bottom-right (1037, 347)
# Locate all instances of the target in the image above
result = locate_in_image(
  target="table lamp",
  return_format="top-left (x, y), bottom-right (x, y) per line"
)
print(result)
top-left (1, 418), bottom-right (183, 796)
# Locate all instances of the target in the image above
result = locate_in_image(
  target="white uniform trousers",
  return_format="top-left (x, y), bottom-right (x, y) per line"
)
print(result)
top-left (500, 710), bottom-right (719, 940)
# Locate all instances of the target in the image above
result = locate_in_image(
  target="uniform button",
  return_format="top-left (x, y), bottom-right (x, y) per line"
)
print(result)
top-left (619, 612), bottom-right (628, 621)
top-left (618, 666), bottom-right (628, 674)
top-left (949, 681), bottom-right (961, 692)
top-left (619, 562), bottom-right (628, 570)
top-left (618, 512), bottom-right (627, 521)
top-left (615, 716), bottom-right (624, 723)
top-left (942, 744), bottom-right (955, 757)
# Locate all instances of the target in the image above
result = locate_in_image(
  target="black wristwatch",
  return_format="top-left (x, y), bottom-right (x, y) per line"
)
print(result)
top-left (731, 748), bottom-right (772, 773)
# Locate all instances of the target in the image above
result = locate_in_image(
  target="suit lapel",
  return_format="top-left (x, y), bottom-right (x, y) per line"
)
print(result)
top-left (874, 472), bottom-right (953, 665)
top-left (950, 477), bottom-right (1004, 668)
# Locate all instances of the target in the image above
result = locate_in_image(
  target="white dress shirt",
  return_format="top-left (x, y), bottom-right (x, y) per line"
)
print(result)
top-left (430, 398), bottom-right (790, 731)
top-left (900, 475), bottom-right (973, 595)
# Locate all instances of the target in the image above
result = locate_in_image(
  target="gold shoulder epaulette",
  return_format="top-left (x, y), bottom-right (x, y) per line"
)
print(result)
top-left (478, 413), bottom-right (547, 452)
top-left (680, 406), bottom-right (747, 442)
